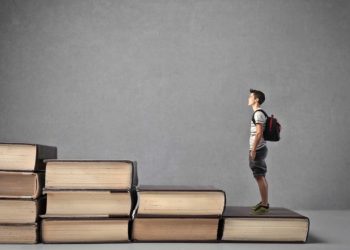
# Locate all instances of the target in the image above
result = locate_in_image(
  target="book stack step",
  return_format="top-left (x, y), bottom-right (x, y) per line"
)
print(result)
top-left (40, 160), bottom-right (138, 243)
top-left (219, 206), bottom-right (310, 243)
top-left (0, 143), bottom-right (57, 243)
top-left (132, 185), bottom-right (226, 242)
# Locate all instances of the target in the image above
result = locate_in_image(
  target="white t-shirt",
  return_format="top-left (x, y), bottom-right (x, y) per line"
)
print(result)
top-left (250, 109), bottom-right (267, 150)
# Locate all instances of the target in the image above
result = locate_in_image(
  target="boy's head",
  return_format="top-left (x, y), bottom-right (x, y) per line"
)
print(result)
top-left (248, 89), bottom-right (265, 106)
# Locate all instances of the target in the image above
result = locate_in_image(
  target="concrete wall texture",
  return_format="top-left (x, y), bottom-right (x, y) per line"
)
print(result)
top-left (1, 0), bottom-right (349, 209)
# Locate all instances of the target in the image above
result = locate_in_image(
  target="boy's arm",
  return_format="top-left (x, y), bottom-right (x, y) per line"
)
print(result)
top-left (251, 123), bottom-right (263, 159)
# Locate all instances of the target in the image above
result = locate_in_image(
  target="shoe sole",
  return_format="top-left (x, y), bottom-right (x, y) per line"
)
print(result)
top-left (251, 204), bottom-right (269, 211)
top-left (250, 209), bottom-right (269, 215)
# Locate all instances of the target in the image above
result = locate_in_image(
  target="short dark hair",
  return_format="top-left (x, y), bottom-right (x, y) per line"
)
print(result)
top-left (250, 89), bottom-right (265, 105)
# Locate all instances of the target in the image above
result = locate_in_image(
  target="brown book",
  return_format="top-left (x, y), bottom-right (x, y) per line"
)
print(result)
top-left (132, 217), bottom-right (220, 242)
top-left (0, 223), bottom-right (38, 244)
top-left (42, 189), bottom-right (133, 217)
top-left (0, 197), bottom-right (46, 224)
top-left (220, 206), bottom-right (310, 243)
top-left (45, 160), bottom-right (138, 190)
top-left (0, 143), bottom-right (57, 171)
top-left (0, 171), bottom-right (44, 199)
top-left (135, 185), bottom-right (226, 217)
top-left (41, 218), bottom-right (129, 243)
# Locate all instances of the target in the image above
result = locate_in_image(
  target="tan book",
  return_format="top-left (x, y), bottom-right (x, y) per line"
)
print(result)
top-left (0, 143), bottom-right (57, 171)
top-left (0, 171), bottom-right (44, 199)
top-left (220, 206), bottom-right (310, 243)
top-left (0, 224), bottom-right (38, 244)
top-left (132, 217), bottom-right (219, 242)
top-left (45, 160), bottom-right (138, 190)
top-left (0, 198), bottom-right (45, 223)
top-left (42, 190), bottom-right (132, 217)
top-left (135, 185), bottom-right (226, 217)
top-left (41, 219), bottom-right (129, 243)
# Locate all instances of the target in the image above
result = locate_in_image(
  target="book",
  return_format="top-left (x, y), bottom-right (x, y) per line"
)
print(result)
top-left (45, 160), bottom-right (138, 190)
top-left (41, 218), bottom-right (129, 243)
top-left (135, 185), bottom-right (226, 217)
top-left (0, 224), bottom-right (38, 244)
top-left (220, 206), bottom-right (310, 243)
top-left (0, 171), bottom-right (44, 199)
top-left (42, 190), bottom-right (134, 217)
top-left (0, 197), bottom-right (46, 224)
top-left (0, 143), bottom-right (57, 171)
top-left (132, 217), bottom-right (220, 242)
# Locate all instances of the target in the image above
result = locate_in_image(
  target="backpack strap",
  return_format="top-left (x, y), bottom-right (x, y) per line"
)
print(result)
top-left (251, 109), bottom-right (268, 125)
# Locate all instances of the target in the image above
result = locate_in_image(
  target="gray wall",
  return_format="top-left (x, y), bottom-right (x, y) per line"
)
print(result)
top-left (1, 0), bottom-right (349, 209)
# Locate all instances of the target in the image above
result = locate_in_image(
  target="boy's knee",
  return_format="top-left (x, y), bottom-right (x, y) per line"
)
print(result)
top-left (255, 176), bottom-right (264, 181)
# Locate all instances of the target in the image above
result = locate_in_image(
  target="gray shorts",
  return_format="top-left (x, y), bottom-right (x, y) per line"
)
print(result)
top-left (249, 146), bottom-right (268, 178)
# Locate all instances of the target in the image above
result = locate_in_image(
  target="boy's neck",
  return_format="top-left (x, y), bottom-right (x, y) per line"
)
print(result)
top-left (252, 103), bottom-right (261, 111)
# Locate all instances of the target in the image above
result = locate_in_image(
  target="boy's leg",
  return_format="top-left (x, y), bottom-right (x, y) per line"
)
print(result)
top-left (256, 176), bottom-right (268, 206)
top-left (249, 146), bottom-right (269, 212)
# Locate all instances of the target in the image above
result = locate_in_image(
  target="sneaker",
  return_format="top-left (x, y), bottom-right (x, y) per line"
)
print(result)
top-left (251, 201), bottom-right (262, 211)
top-left (250, 205), bottom-right (269, 215)
top-left (251, 202), bottom-right (269, 211)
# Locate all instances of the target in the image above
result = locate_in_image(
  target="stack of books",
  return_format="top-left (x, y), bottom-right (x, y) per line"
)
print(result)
top-left (0, 143), bottom-right (57, 243)
top-left (0, 143), bottom-right (311, 244)
top-left (40, 160), bottom-right (138, 243)
top-left (131, 185), bottom-right (226, 242)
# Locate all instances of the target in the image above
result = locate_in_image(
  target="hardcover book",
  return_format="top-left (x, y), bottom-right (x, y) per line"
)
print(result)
top-left (42, 189), bottom-right (135, 217)
top-left (41, 218), bottom-right (130, 243)
top-left (0, 171), bottom-right (44, 199)
top-left (0, 223), bottom-right (38, 244)
top-left (220, 206), bottom-right (310, 243)
top-left (45, 160), bottom-right (138, 190)
top-left (0, 143), bottom-right (57, 171)
top-left (0, 197), bottom-right (46, 224)
top-left (135, 185), bottom-right (226, 217)
top-left (132, 217), bottom-right (220, 242)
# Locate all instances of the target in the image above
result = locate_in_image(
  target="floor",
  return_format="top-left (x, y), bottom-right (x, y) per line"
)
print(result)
top-left (0, 210), bottom-right (349, 250)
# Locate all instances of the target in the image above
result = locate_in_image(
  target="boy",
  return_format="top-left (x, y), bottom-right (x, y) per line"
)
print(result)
top-left (248, 89), bottom-right (269, 215)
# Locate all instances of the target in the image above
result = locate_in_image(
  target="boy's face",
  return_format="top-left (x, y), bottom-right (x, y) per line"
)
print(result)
top-left (248, 93), bottom-right (257, 106)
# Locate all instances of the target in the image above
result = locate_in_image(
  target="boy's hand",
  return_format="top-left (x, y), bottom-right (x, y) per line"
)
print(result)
top-left (250, 150), bottom-right (256, 160)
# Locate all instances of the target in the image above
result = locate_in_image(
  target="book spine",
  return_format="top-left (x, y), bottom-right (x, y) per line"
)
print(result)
top-left (221, 190), bottom-right (227, 218)
top-left (131, 161), bottom-right (138, 187)
top-left (37, 196), bottom-right (47, 220)
top-left (217, 218), bottom-right (225, 240)
top-left (131, 190), bottom-right (140, 219)
top-left (128, 219), bottom-right (133, 242)
top-left (305, 217), bottom-right (310, 243)
top-left (130, 187), bottom-right (138, 219)
top-left (33, 172), bottom-right (45, 199)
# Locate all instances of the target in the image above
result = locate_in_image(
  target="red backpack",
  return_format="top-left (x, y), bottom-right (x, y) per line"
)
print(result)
top-left (252, 110), bottom-right (281, 142)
